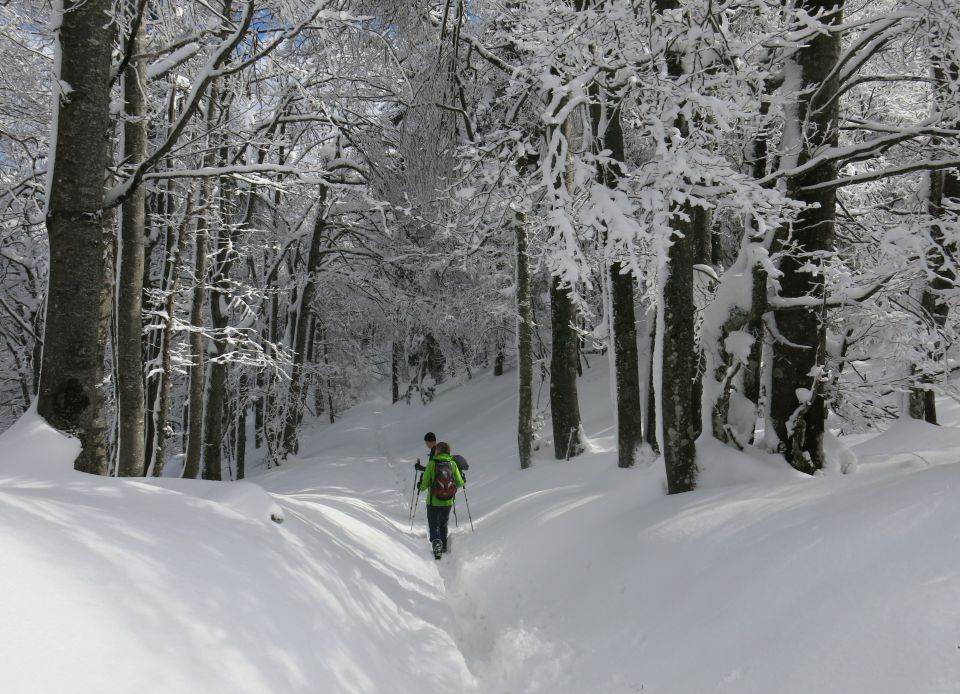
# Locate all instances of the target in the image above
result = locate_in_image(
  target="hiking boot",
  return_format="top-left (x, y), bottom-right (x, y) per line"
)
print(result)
top-left (432, 540), bottom-right (443, 560)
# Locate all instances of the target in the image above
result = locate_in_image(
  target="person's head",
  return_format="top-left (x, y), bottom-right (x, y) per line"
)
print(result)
top-left (424, 432), bottom-right (437, 449)
top-left (435, 441), bottom-right (451, 455)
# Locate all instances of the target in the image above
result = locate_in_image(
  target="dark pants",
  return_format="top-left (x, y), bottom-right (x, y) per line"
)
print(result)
top-left (426, 504), bottom-right (452, 548)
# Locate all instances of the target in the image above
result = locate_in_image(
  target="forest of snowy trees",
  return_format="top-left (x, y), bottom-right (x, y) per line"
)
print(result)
top-left (1, 0), bottom-right (959, 489)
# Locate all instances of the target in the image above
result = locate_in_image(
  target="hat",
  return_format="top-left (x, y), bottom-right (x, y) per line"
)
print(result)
top-left (424, 432), bottom-right (436, 442)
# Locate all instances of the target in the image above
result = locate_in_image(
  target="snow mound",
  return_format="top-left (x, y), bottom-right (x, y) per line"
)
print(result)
top-left (0, 405), bottom-right (80, 478)
top-left (853, 418), bottom-right (960, 468)
top-left (695, 435), bottom-right (805, 488)
top-left (142, 478), bottom-right (285, 524)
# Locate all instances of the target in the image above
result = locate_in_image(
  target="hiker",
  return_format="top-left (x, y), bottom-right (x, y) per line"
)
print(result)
top-left (415, 432), bottom-right (437, 472)
top-left (416, 431), bottom-right (469, 480)
top-left (418, 441), bottom-right (464, 559)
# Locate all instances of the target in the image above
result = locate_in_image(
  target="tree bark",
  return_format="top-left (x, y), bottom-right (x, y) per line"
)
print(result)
top-left (493, 336), bottom-right (505, 377)
top-left (38, 0), bottom-right (115, 475)
top-left (183, 188), bottom-right (209, 479)
top-left (643, 311), bottom-right (659, 453)
top-left (661, 219), bottom-right (698, 492)
top-left (654, 0), bottom-right (697, 492)
top-left (690, 207), bottom-right (712, 440)
top-left (116, 15), bottom-right (149, 476)
top-left (236, 372), bottom-right (248, 479)
top-left (769, 0), bottom-right (844, 474)
top-left (516, 211), bottom-right (534, 469)
top-left (610, 263), bottom-right (643, 467)
top-left (391, 340), bottom-right (402, 404)
top-left (550, 276), bottom-right (583, 460)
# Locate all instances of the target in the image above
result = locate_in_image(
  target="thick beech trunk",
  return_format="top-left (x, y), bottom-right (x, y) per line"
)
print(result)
top-left (38, 0), bottom-right (115, 475)
top-left (769, 0), bottom-right (844, 474)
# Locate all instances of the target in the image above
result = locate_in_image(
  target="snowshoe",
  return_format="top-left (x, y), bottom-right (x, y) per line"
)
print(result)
top-left (432, 540), bottom-right (443, 560)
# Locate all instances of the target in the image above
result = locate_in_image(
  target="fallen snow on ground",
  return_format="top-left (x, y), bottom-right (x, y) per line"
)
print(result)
top-left (3, 364), bottom-right (960, 693)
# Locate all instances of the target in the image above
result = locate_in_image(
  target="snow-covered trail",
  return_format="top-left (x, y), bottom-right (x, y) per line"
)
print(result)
top-left (257, 407), bottom-right (495, 692)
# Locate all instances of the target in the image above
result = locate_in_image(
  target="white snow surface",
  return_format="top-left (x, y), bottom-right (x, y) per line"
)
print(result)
top-left (3, 364), bottom-right (960, 693)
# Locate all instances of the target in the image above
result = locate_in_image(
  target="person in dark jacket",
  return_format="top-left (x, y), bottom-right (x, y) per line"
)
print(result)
top-left (418, 441), bottom-right (464, 559)
top-left (415, 432), bottom-right (437, 472)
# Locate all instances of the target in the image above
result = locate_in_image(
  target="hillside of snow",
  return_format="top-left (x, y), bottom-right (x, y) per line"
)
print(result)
top-left (2, 361), bottom-right (960, 693)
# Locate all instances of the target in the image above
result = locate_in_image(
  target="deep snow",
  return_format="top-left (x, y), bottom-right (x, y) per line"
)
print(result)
top-left (2, 362), bottom-right (960, 693)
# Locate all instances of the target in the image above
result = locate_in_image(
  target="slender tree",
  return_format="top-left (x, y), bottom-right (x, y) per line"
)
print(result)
top-left (116, 7), bottom-right (149, 476)
top-left (515, 211), bottom-right (535, 469)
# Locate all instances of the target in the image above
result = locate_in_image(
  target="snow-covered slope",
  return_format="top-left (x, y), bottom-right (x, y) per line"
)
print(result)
top-left (3, 365), bottom-right (960, 693)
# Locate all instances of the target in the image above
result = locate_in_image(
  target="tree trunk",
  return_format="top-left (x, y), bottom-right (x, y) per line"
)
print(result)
top-left (516, 211), bottom-right (534, 469)
top-left (550, 276), bottom-right (583, 460)
top-left (203, 215), bottom-right (233, 481)
top-left (588, 82), bottom-right (644, 468)
top-left (690, 207), bottom-right (712, 440)
top-left (392, 339), bottom-right (402, 404)
top-left (654, 0), bottom-right (697, 492)
top-left (236, 372), bottom-right (248, 480)
top-left (644, 312), bottom-right (659, 453)
top-left (149, 191), bottom-right (190, 477)
top-left (322, 327), bottom-right (335, 424)
top-left (911, 166), bottom-right (959, 424)
top-left (202, 335), bottom-right (226, 481)
top-left (769, 0), bottom-right (844, 474)
top-left (38, 0), bottom-right (115, 475)
top-left (661, 218), bottom-right (698, 492)
top-left (910, 51), bottom-right (959, 423)
top-left (610, 263), bottom-right (643, 467)
top-left (493, 336), bottom-right (505, 377)
top-left (116, 16), bottom-right (148, 477)
top-left (183, 193), bottom-right (209, 479)
top-left (281, 185), bottom-right (329, 456)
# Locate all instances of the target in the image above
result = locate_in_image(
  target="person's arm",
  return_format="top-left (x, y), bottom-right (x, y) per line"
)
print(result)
top-left (419, 459), bottom-right (434, 492)
top-left (454, 462), bottom-right (465, 487)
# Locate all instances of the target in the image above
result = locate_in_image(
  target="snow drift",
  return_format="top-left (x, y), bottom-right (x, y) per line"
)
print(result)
top-left (2, 364), bottom-right (960, 693)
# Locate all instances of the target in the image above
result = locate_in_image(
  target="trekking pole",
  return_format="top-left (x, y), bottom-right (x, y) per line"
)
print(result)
top-left (408, 467), bottom-right (418, 520)
top-left (462, 484), bottom-right (475, 532)
top-left (452, 501), bottom-right (459, 528)
top-left (409, 484), bottom-right (421, 530)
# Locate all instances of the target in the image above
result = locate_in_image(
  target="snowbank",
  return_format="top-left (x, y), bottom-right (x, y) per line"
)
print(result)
top-left (4, 363), bottom-right (960, 693)
top-left (0, 412), bottom-right (472, 694)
